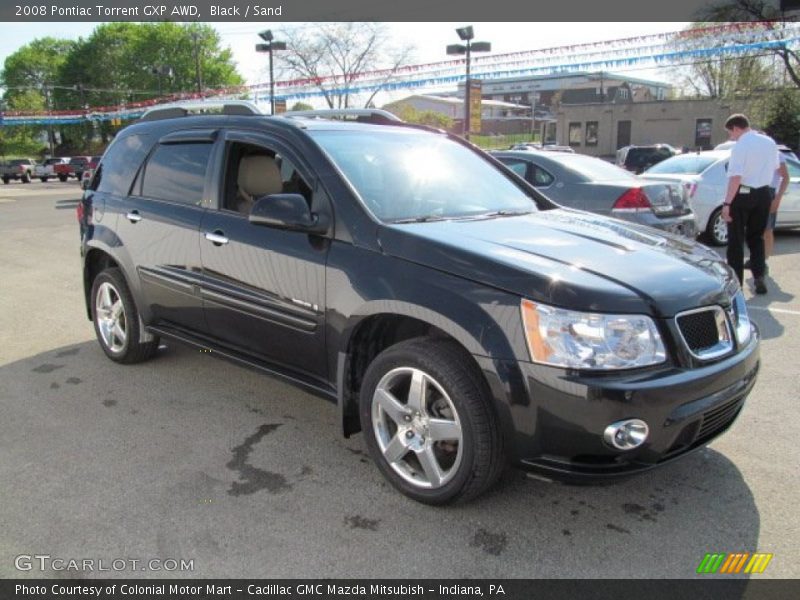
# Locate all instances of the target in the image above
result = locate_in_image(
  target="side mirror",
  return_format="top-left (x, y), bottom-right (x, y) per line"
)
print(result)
top-left (249, 193), bottom-right (329, 234)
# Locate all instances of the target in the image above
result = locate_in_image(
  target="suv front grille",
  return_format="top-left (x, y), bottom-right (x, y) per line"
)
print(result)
top-left (675, 306), bottom-right (733, 360)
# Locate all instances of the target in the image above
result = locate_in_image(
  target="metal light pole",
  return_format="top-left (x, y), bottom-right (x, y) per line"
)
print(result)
top-left (447, 26), bottom-right (491, 140)
top-left (256, 30), bottom-right (287, 115)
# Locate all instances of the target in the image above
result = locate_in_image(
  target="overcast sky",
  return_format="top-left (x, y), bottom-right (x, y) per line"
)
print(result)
top-left (0, 22), bottom-right (690, 105)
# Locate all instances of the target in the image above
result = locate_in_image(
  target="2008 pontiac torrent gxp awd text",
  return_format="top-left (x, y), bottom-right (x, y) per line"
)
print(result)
top-left (78, 103), bottom-right (759, 504)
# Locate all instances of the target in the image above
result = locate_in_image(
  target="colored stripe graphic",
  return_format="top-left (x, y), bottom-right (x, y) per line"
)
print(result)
top-left (744, 553), bottom-right (773, 574)
top-left (699, 552), bottom-right (773, 574)
top-left (697, 553), bottom-right (726, 574)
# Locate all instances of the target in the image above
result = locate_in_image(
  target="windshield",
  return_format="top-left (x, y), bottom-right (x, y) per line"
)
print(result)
top-left (44, 158), bottom-right (62, 165)
top-left (558, 155), bottom-right (637, 181)
top-left (9, 159), bottom-right (28, 166)
top-left (309, 130), bottom-right (535, 222)
top-left (645, 155), bottom-right (718, 175)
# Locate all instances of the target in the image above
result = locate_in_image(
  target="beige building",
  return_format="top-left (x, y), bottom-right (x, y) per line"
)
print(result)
top-left (555, 97), bottom-right (765, 158)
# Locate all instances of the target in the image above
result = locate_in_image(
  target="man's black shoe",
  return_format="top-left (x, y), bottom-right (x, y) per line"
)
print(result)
top-left (754, 278), bottom-right (768, 295)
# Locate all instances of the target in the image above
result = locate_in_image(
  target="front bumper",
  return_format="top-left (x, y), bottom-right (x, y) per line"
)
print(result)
top-left (476, 328), bottom-right (759, 483)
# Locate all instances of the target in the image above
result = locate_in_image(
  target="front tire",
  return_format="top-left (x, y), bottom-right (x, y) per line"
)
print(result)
top-left (21, 171), bottom-right (31, 183)
top-left (58, 174), bottom-right (68, 182)
top-left (706, 207), bottom-right (728, 246)
top-left (359, 337), bottom-right (503, 504)
top-left (90, 268), bottom-right (159, 364)
top-left (40, 177), bottom-right (48, 183)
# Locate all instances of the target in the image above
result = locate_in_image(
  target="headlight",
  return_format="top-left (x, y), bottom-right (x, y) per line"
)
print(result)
top-left (731, 291), bottom-right (751, 345)
top-left (520, 299), bottom-right (666, 369)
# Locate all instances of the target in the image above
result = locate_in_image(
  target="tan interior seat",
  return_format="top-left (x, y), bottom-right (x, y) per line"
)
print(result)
top-left (235, 155), bottom-right (283, 214)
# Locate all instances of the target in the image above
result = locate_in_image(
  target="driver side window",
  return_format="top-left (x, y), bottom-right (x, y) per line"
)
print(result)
top-left (222, 142), bottom-right (312, 216)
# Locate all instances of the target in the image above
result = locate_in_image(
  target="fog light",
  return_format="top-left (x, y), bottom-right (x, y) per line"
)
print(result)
top-left (603, 419), bottom-right (649, 450)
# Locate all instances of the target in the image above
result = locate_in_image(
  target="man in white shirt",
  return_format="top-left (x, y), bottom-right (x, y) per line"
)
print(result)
top-left (722, 114), bottom-right (779, 294)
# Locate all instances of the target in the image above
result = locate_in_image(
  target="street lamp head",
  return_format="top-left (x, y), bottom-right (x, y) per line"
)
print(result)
top-left (456, 26), bottom-right (474, 41)
top-left (256, 43), bottom-right (270, 53)
top-left (271, 41), bottom-right (287, 51)
top-left (446, 44), bottom-right (467, 56)
top-left (471, 41), bottom-right (491, 53)
top-left (259, 29), bottom-right (274, 42)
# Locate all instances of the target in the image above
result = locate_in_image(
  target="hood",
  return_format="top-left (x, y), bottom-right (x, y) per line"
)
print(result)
top-left (378, 209), bottom-right (737, 317)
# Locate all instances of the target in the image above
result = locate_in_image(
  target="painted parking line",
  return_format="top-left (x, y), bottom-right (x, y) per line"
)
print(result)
top-left (748, 305), bottom-right (800, 316)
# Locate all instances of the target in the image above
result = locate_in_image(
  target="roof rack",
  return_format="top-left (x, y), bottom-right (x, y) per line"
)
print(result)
top-left (140, 100), bottom-right (262, 122)
top-left (282, 109), bottom-right (402, 124)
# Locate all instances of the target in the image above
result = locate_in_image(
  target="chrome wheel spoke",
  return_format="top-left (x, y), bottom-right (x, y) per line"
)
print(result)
top-left (382, 434), bottom-right (408, 463)
top-left (375, 388), bottom-right (409, 425)
top-left (101, 284), bottom-right (113, 311)
top-left (406, 369), bottom-right (427, 414)
top-left (113, 322), bottom-right (126, 346)
top-left (428, 418), bottom-right (461, 442)
top-left (111, 299), bottom-right (123, 319)
top-left (416, 447), bottom-right (444, 487)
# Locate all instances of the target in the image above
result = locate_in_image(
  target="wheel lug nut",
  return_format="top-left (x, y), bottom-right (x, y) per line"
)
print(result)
top-left (403, 415), bottom-right (411, 422)
top-left (405, 431), bottom-right (414, 439)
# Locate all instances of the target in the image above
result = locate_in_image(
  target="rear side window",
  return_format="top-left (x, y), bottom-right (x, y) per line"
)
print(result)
top-left (499, 159), bottom-right (528, 178)
top-left (141, 143), bottom-right (211, 205)
top-left (96, 134), bottom-right (153, 196)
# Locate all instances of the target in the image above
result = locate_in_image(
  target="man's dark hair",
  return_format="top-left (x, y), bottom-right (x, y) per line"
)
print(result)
top-left (725, 114), bottom-right (750, 130)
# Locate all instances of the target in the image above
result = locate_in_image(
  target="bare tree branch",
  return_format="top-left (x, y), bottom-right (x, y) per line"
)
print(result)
top-left (277, 23), bottom-right (414, 109)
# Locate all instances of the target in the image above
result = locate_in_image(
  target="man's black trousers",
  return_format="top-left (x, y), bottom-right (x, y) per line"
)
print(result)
top-left (726, 185), bottom-right (772, 284)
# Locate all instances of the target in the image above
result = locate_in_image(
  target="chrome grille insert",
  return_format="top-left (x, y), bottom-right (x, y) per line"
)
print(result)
top-left (675, 306), bottom-right (733, 360)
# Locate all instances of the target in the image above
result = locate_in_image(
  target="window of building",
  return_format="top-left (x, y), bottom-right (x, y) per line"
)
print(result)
top-left (618, 88), bottom-right (629, 100)
top-left (141, 143), bottom-right (212, 205)
top-left (585, 121), bottom-right (599, 146)
top-left (569, 122), bottom-right (582, 146)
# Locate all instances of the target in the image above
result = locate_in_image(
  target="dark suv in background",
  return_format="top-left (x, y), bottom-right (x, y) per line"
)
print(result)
top-left (616, 144), bottom-right (679, 174)
top-left (79, 103), bottom-right (759, 504)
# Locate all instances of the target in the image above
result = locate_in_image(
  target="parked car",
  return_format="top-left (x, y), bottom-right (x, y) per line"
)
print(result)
top-left (55, 156), bottom-right (92, 182)
top-left (1, 158), bottom-right (37, 184)
top-left (616, 144), bottom-right (679, 174)
top-left (715, 140), bottom-right (798, 161)
top-left (509, 143), bottom-right (575, 153)
top-left (79, 103), bottom-right (758, 504)
top-left (641, 150), bottom-right (800, 245)
top-left (34, 157), bottom-right (70, 182)
top-left (492, 150), bottom-right (696, 237)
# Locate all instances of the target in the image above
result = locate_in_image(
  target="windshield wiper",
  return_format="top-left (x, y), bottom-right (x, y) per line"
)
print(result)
top-left (458, 209), bottom-right (533, 220)
top-left (391, 215), bottom-right (448, 224)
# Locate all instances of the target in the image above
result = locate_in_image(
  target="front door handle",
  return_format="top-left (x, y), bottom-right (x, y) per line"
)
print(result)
top-left (204, 231), bottom-right (229, 246)
top-left (125, 211), bottom-right (142, 223)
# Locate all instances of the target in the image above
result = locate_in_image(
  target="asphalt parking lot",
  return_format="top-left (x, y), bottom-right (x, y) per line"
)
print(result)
top-left (1, 181), bottom-right (798, 579)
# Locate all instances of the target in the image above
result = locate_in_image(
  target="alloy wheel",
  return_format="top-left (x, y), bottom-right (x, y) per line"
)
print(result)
top-left (95, 282), bottom-right (127, 353)
top-left (371, 367), bottom-right (463, 489)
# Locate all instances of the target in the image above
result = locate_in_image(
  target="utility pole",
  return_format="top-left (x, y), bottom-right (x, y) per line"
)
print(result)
top-left (191, 29), bottom-right (203, 95)
top-left (43, 84), bottom-right (55, 156)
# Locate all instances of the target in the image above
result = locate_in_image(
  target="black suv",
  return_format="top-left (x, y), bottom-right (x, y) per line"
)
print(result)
top-left (616, 144), bottom-right (678, 174)
top-left (79, 103), bottom-right (759, 504)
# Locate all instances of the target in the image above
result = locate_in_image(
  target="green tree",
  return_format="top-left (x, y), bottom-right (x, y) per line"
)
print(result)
top-left (764, 88), bottom-right (800, 148)
top-left (389, 104), bottom-right (454, 130)
top-left (290, 101), bottom-right (314, 111)
top-left (1, 37), bottom-right (76, 155)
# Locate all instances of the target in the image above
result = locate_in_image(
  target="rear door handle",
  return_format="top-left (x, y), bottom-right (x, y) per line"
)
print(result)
top-left (204, 231), bottom-right (229, 246)
top-left (125, 211), bottom-right (142, 223)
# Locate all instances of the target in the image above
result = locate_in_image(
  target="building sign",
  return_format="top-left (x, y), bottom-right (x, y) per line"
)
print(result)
top-left (274, 99), bottom-right (287, 114)
top-left (469, 80), bottom-right (482, 134)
